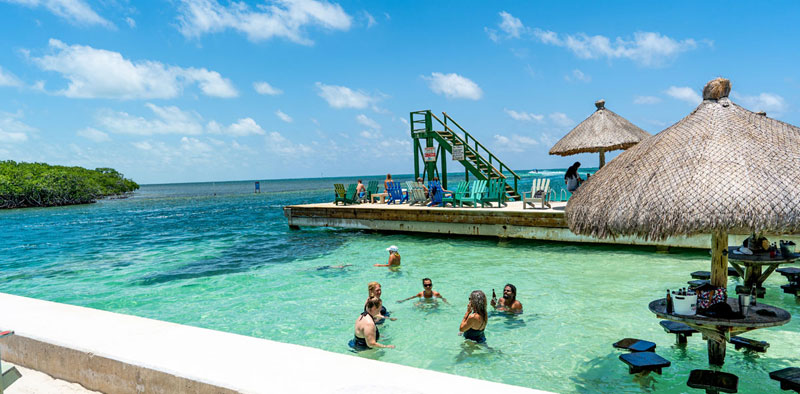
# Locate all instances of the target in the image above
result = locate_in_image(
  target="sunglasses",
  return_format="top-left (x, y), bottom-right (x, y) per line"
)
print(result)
top-left (423, 283), bottom-right (432, 287)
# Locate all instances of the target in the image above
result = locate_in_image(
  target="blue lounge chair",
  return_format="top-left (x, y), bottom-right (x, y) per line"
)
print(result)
top-left (428, 181), bottom-right (443, 206)
top-left (386, 181), bottom-right (408, 204)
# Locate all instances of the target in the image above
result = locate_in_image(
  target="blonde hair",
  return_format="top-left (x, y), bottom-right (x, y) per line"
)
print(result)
top-left (367, 281), bottom-right (381, 297)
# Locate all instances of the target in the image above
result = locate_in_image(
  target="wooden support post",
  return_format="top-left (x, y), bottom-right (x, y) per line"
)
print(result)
top-left (710, 231), bottom-right (728, 287)
top-left (708, 338), bottom-right (726, 366)
top-left (599, 149), bottom-right (606, 169)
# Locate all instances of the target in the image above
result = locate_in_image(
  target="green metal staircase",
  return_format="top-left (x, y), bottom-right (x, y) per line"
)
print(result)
top-left (410, 110), bottom-right (521, 201)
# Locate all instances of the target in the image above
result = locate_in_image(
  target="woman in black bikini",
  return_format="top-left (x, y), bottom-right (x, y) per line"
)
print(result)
top-left (350, 297), bottom-right (395, 351)
top-left (459, 290), bottom-right (487, 343)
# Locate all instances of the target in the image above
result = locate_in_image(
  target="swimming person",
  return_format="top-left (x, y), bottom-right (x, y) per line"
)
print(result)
top-left (397, 278), bottom-right (448, 304)
top-left (491, 283), bottom-right (523, 313)
top-left (374, 245), bottom-right (401, 267)
top-left (365, 281), bottom-right (395, 322)
top-left (565, 161), bottom-right (583, 192)
top-left (459, 290), bottom-right (488, 343)
top-left (350, 297), bottom-right (395, 351)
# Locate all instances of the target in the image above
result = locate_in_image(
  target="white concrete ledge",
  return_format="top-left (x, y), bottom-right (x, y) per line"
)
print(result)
top-left (0, 293), bottom-right (550, 394)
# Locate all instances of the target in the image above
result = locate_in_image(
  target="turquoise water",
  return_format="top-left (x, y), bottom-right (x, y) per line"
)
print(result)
top-left (1, 173), bottom-right (797, 393)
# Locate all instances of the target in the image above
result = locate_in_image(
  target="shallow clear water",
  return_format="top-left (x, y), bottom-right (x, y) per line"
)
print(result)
top-left (1, 173), bottom-right (797, 393)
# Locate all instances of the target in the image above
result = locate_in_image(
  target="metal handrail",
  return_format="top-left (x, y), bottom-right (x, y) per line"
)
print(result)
top-left (440, 112), bottom-right (520, 194)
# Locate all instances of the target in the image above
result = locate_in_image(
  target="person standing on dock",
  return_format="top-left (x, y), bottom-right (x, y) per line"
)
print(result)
top-left (565, 162), bottom-right (583, 192)
top-left (374, 245), bottom-right (401, 267)
top-left (397, 278), bottom-right (448, 304)
top-left (356, 180), bottom-right (366, 200)
top-left (491, 284), bottom-right (523, 313)
top-left (384, 173), bottom-right (393, 190)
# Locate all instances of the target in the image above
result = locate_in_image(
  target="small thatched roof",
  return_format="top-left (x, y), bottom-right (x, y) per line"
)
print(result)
top-left (549, 100), bottom-right (651, 156)
top-left (566, 78), bottom-right (800, 240)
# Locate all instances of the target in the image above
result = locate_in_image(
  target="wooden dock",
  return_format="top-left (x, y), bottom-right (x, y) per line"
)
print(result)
top-left (284, 201), bottom-right (800, 249)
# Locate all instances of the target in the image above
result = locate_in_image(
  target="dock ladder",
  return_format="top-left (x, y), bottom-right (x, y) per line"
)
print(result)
top-left (410, 110), bottom-right (521, 201)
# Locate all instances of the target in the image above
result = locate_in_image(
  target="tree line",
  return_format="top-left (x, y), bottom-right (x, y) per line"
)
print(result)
top-left (0, 161), bottom-right (139, 209)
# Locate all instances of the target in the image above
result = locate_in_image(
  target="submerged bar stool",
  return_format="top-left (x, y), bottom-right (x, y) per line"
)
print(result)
top-left (770, 367), bottom-right (800, 392)
top-left (687, 369), bottom-right (738, 393)
top-left (660, 320), bottom-right (698, 344)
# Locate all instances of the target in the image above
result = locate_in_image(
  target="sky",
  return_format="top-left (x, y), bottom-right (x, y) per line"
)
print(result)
top-left (1, 1), bottom-right (799, 184)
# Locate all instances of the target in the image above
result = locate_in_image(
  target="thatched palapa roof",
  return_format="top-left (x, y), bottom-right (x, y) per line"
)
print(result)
top-left (566, 78), bottom-right (800, 240)
top-left (549, 100), bottom-right (650, 156)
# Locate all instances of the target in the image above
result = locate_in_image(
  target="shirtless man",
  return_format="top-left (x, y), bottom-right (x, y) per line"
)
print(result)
top-left (356, 180), bottom-right (366, 200)
top-left (491, 283), bottom-right (523, 313)
top-left (374, 245), bottom-right (401, 267)
top-left (397, 278), bottom-right (448, 303)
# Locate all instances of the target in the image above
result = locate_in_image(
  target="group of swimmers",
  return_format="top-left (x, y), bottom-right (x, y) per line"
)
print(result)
top-left (351, 249), bottom-right (523, 350)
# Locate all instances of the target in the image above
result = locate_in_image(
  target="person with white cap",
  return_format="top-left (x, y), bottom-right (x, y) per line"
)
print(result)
top-left (374, 245), bottom-right (401, 267)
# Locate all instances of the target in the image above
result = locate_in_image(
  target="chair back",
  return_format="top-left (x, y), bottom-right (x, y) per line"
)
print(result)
top-left (367, 180), bottom-right (379, 196)
top-left (334, 183), bottom-right (346, 198)
top-left (429, 182), bottom-right (443, 205)
top-left (345, 183), bottom-right (357, 199)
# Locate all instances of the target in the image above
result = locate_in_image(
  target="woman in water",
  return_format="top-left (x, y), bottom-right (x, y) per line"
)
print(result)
top-left (459, 290), bottom-right (488, 343)
top-left (351, 297), bottom-right (395, 350)
top-left (365, 281), bottom-right (395, 323)
top-left (564, 161), bottom-right (583, 192)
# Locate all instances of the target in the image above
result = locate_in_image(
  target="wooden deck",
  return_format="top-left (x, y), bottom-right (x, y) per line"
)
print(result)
top-left (284, 201), bottom-right (800, 249)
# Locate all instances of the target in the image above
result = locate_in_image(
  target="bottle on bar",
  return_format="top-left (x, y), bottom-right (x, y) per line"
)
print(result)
top-left (750, 285), bottom-right (757, 306)
top-left (666, 289), bottom-right (674, 314)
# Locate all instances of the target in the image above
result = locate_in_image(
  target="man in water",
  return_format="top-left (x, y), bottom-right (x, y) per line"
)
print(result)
top-left (397, 278), bottom-right (448, 303)
top-left (491, 283), bottom-right (523, 313)
top-left (374, 245), bottom-right (401, 267)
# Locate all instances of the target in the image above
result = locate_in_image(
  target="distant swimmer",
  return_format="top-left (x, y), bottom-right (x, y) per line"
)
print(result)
top-left (316, 264), bottom-right (352, 271)
top-left (350, 297), bottom-right (395, 351)
top-left (374, 245), bottom-right (401, 267)
top-left (491, 283), bottom-right (523, 313)
top-left (397, 278), bottom-right (448, 304)
top-left (459, 290), bottom-right (488, 343)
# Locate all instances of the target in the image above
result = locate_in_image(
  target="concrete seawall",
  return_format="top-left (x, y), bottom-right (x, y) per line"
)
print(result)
top-left (284, 201), bottom-right (800, 249)
top-left (0, 293), bottom-right (550, 394)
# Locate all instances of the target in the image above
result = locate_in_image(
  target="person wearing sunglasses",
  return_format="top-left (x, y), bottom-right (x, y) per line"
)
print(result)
top-left (397, 278), bottom-right (448, 303)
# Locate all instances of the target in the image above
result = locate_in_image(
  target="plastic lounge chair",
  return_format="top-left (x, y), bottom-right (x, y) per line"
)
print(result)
top-left (386, 181), bottom-right (408, 204)
top-left (342, 184), bottom-right (359, 205)
top-left (407, 181), bottom-right (427, 206)
top-left (333, 183), bottom-right (347, 205)
top-left (480, 178), bottom-right (507, 208)
top-left (428, 181), bottom-right (443, 206)
top-left (441, 181), bottom-right (466, 207)
top-left (460, 180), bottom-right (487, 207)
top-left (0, 331), bottom-right (21, 393)
top-left (523, 178), bottom-right (551, 209)
top-left (365, 180), bottom-right (379, 202)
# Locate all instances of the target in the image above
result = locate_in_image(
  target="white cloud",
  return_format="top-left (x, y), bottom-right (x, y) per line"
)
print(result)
top-left (498, 11), bottom-right (524, 38)
top-left (97, 103), bottom-right (205, 135)
top-left (634, 95), bottom-right (661, 105)
top-left (493, 134), bottom-right (539, 153)
top-left (565, 69), bottom-right (591, 83)
top-left (225, 118), bottom-right (265, 136)
top-left (504, 109), bottom-right (543, 122)
top-left (77, 127), bottom-right (110, 142)
top-left (732, 92), bottom-right (787, 115)
top-left (32, 39), bottom-right (237, 99)
top-left (253, 81), bottom-right (282, 95)
top-left (4, 0), bottom-right (113, 28)
top-left (266, 131), bottom-right (312, 155)
top-left (533, 29), bottom-right (698, 67)
top-left (180, 136), bottom-right (213, 154)
top-left (125, 16), bottom-right (136, 28)
top-left (0, 67), bottom-right (22, 87)
top-left (356, 114), bottom-right (380, 130)
top-left (665, 86), bottom-right (701, 105)
top-left (0, 111), bottom-right (35, 143)
top-left (276, 110), bottom-right (293, 123)
top-left (177, 0), bottom-right (352, 45)
top-left (315, 82), bottom-right (378, 109)
top-left (549, 112), bottom-right (575, 127)
top-left (363, 11), bottom-right (376, 28)
top-left (424, 72), bottom-right (482, 100)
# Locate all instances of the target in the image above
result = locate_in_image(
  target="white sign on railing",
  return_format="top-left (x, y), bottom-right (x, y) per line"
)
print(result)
top-left (424, 147), bottom-right (436, 162)
top-left (452, 145), bottom-right (464, 161)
